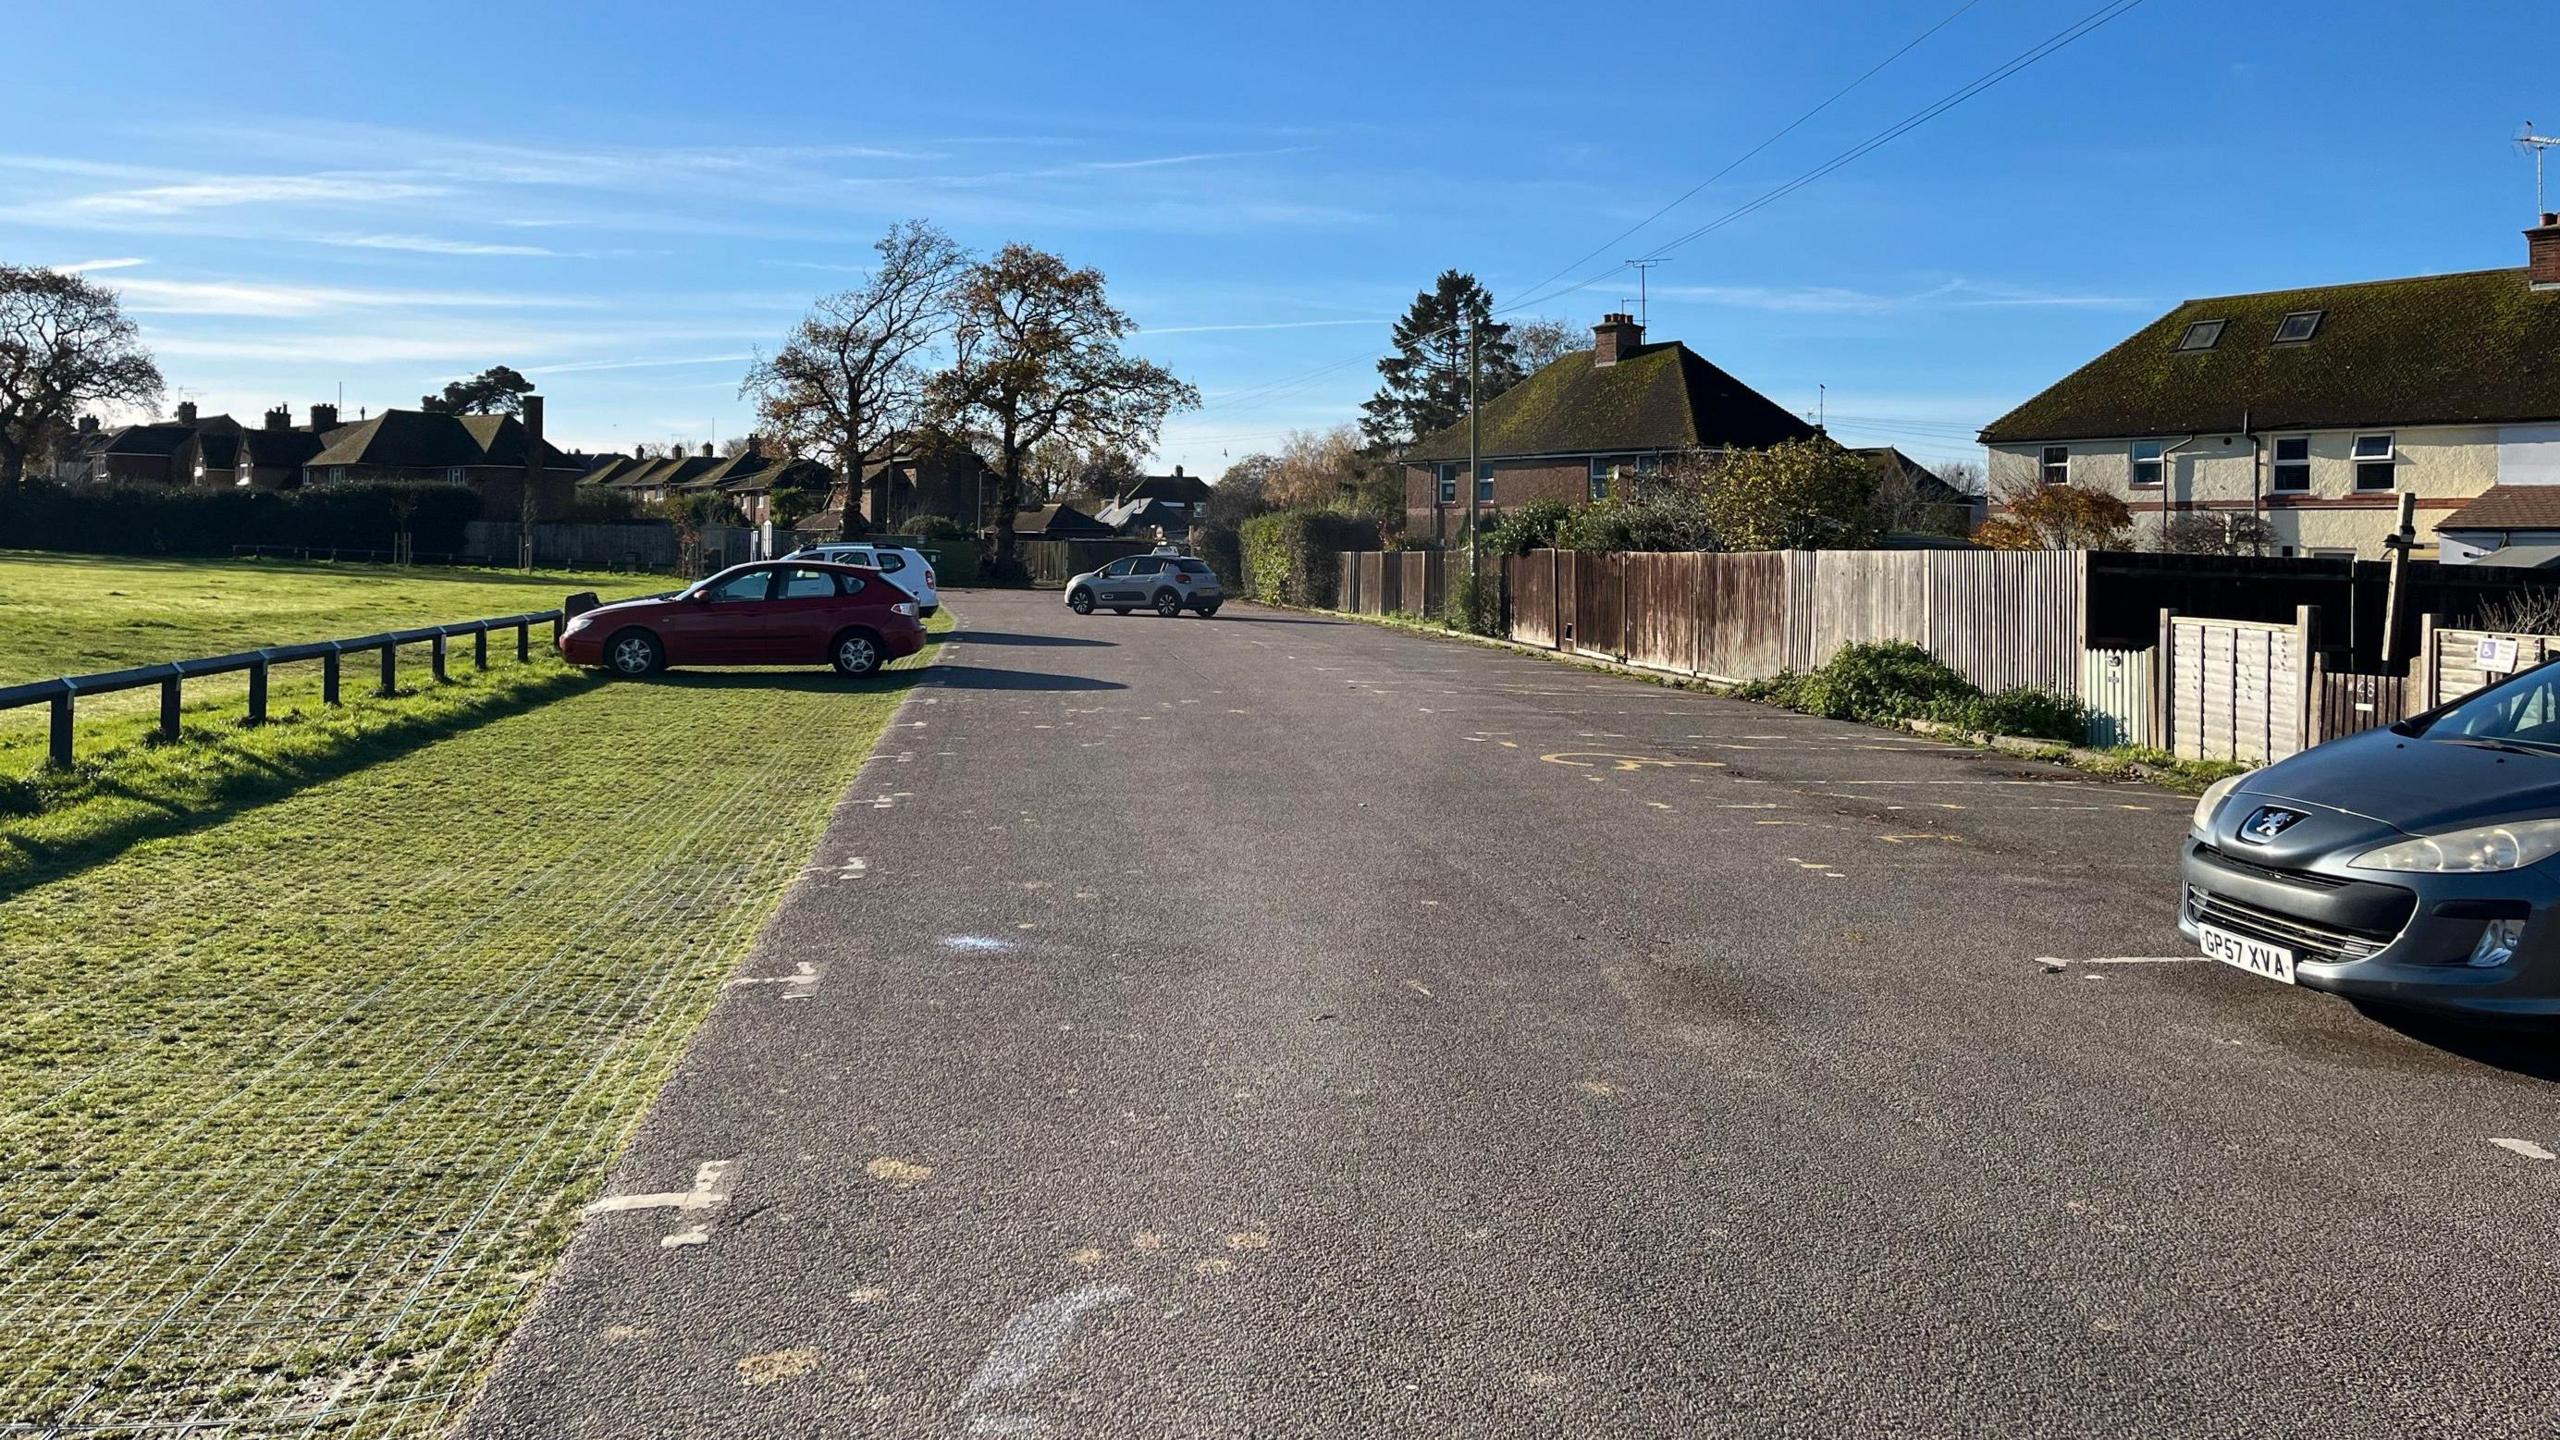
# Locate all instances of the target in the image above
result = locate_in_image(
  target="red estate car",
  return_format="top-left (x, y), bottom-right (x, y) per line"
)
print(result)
top-left (558, 561), bottom-right (927, 678)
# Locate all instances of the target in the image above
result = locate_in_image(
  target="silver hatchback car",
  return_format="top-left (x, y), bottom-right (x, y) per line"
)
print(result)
top-left (1065, 552), bottom-right (1222, 617)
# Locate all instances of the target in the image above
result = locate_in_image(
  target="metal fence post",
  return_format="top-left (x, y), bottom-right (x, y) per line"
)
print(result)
top-left (431, 634), bottom-right (448, 683)
top-left (380, 643), bottom-right (398, 697)
top-left (518, 622), bottom-right (531, 662)
top-left (49, 693), bottom-right (73, 769)
top-left (2155, 607), bottom-right (2177, 757)
top-left (323, 651), bottom-right (341, 706)
top-left (473, 627), bottom-right (489, 670)
top-left (247, 661), bottom-right (268, 725)
top-left (160, 676), bottom-right (181, 742)
top-left (550, 614), bottom-right (563, 648)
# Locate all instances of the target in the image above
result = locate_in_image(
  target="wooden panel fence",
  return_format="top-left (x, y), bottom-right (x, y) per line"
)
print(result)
top-left (1490, 548), bottom-right (2084, 692)
top-left (2427, 627), bottom-right (2560, 709)
top-left (2161, 609), bottom-right (2312, 764)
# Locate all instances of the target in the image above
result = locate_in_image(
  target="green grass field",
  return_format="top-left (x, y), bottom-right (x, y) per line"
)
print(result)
top-left (0, 554), bottom-right (950, 1435)
top-left (0, 550), bottom-right (676, 687)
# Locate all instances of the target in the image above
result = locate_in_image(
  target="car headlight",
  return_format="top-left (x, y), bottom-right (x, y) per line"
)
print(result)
top-left (2192, 772), bottom-right (2252, 836)
top-left (2351, 819), bottom-right (2560, 874)
top-left (564, 613), bottom-right (594, 634)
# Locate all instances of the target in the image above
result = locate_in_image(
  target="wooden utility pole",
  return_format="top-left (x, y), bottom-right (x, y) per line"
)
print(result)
top-left (1464, 318), bottom-right (1481, 627)
top-left (2380, 490), bottom-right (2417, 665)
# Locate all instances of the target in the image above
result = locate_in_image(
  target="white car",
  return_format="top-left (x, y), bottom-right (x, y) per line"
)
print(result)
top-left (781, 543), bottom-right (939, 616)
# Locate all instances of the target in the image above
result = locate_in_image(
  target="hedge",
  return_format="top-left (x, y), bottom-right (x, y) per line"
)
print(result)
top-left (1237, 508), bottom-right (1374, 607)
top-left (0, 481), bottom-right (481, 558)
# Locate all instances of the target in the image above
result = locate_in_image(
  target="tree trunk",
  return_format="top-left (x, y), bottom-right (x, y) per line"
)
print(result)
top-left (0, 434), bottom-right (25, 492)
top-left (987, 455), bottom-right (1026, 583)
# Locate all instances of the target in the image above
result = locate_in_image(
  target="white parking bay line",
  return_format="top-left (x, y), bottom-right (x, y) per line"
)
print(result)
top-left (2034, 955), bottom-right (2207, 972)
top-left (2491, 1138), bottom-right (2557, 1162)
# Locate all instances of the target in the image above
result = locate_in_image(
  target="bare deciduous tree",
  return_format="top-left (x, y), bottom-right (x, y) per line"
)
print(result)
top-left (0, 265), bottom-right (163, 490)
top-left (743, 221), bottom-right (969, 535)
top-left (1510, 316), bottom-right (1587, 374)
top-left (930, 244), bottom-right (1200, 581)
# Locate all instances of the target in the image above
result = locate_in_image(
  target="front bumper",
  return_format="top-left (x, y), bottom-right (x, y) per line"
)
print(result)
top-left (556, 627), bottom-right (605, 666)
top-left (2178, 838), bottom-right (2560, 1020)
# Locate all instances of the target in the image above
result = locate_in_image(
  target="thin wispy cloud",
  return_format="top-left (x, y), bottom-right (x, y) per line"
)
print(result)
top-left (52, 257), bottom-right (147, 273)
top-left (1656, 279), bottom-right (2143, 315)
top-left (1139, 318), bottom-right (1379, 336)
top-left (531, 353), bottom-right (758, 375)
top-left (110, 276), bottom-right (609, 317)
top-left (318, 232), bottom-right (567, 257)
top-left (20, 173), bottom-right (449, 223)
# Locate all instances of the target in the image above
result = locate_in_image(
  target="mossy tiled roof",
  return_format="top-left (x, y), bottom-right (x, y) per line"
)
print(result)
top-left (1405, 341), bottom-right (1815, 462)
top-left (1980, 267), bottom-right (2560, 443)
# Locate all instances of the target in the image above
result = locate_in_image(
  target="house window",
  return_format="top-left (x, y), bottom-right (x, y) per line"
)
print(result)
top-left (1475, 463), bottom-right (1493, 505)
top-left (1436, 464), bottom-right (1458, 505)
top-left (2352, 433), bottom-right (2395, 491)
top-left (2130, 440), bottom-right (2164, 488)
top-left (2176, 319), bottom-right (2226, 351)
top-left (2273, 310), bottom-right (2324, 344)
top-left (2040, 446), bottom-right (2070, 485)
top-left (1588, 457), bottom-right (1612, 502)
top-left (2272, 436), bottom-right (2310, 492)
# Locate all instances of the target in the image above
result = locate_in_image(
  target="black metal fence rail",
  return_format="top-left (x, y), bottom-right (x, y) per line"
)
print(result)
top-left (0, 610), bottom-right (564, 769)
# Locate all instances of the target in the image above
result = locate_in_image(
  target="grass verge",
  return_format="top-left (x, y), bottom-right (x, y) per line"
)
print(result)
top-left (0, 610), bottom-right (951, 1436)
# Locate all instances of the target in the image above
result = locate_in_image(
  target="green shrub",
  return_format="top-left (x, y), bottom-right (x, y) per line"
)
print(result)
top-left (1446, 567), bottom-right (1500, 635)
top-left (896, 514), bottom-right (968, 542)
top-left (1238, 508), bottom-right (1374, 606)
top-left (1486, 500), bottom-right (1574, 558)
top-left (1732, 640), bottom-right (2091, 744)
top-left (1190, 522), bottom-right (1243, 589)
top-left (1938, 687), bottom-right (2090, 743)
top-left (1555, 490), bottom-right (1716, 552)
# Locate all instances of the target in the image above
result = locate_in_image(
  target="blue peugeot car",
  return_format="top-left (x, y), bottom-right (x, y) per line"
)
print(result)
top-left (2182, 656), bottom-right (2560, 1022)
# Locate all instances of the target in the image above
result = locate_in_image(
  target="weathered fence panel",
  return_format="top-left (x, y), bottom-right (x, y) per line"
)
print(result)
top-left (1509, 553), bottom-right (1558, 648)
top-left (1698, 551), bottom-right (1794, 681)
top-left (1624, 553), bottom-right (1698, 674)
top-left (1573, 552), bottom-right (1627, 661)
top-left (2081, 647), bottom-right (2154, 749)
top-left (2164, 611), bottom-right (2310, 764)
top-left (1924, 550), bottom-right (2086, 694)
top-left (2429, 627), bottom-right (2559, 708)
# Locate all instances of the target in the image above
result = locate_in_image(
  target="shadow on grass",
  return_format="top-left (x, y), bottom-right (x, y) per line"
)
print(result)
top-left (0, 671), bottom-right (596, 904)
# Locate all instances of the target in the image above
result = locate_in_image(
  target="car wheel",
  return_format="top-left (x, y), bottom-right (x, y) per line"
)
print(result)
top-left (831, 628), bottom-right (883, 677)
top-left (1068, 588), bottom-right (1095, 615)
top-left (919, 604), bottom-right (939, 618)
top-left (1194, 602), bottom-right (1221, 617)
top-left (605, 628), bottom-right (662, 677)
top-left (1153, 588), bottom-right (1183, 617)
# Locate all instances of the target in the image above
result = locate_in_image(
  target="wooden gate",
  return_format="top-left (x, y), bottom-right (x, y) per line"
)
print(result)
top-left (2310, 665), bottom-right (2407, 744)
top-left (2080, 647), bottom-right (2153, 749)
top-left (2162, 610), bottom-right (2312, 764)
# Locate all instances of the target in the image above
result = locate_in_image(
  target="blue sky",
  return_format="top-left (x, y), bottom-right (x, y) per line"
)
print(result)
top-left (5, 1), bottom-right (2552, 474)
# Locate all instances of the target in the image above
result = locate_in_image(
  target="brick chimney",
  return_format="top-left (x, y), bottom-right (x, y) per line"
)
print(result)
top-left (175, 400), bottom-right (198, 424)
top-left (699, 441), bottom-right (714, 457)
top-left (264, 406), bottom-right (290, 430)
top-left (2531, 212), bottom-right (2560, 291)
top-left (1592, 312), bottom-right (1644, 367)
top-left (310, 403), bottom-right (339, 431)
top-left (77, 414), bottom-right (98, 436)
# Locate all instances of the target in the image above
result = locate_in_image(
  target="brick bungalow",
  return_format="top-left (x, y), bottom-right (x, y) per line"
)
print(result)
top-left (303, 405), bottom-right (583, 519)
top-left (1399, 313), bottom-right (1817, 541)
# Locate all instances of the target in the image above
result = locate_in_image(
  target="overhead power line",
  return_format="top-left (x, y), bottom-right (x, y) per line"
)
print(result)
top-left (1194, 0), bottom-right (2150, 442)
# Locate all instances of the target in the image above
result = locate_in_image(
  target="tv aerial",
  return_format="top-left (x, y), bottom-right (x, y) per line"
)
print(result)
top-left (2519, 122), bottom-right (2560, 213)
